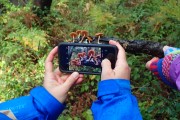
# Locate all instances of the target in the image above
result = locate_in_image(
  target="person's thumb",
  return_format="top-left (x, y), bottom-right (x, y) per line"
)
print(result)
top-left (101, 59), bottom-right (113, 80)
top-left (63, 72), bottom-right (79, 91)
top-left (146, 57), bottom-right (159, 70)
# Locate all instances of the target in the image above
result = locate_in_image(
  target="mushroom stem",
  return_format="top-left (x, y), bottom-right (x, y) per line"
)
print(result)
top-left (94, 57), bottom-right (98, 65)
top-left (73, 36), bottom-right (75, 42)
top-left (88, 54), bottom-right (92, 61)
top-left (80, 35), bottom-right (85, 43)
top-left (98, 36), bottom-right (100, 44)
top-left (78, 33), bottom-right (81, 38)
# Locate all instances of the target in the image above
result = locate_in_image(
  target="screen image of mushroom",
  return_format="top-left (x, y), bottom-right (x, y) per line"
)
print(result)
top-left (77, 53), bottom-right (83, 61)
top-left (70, 58), bottom-right (81, 70)
top-left (82, 52), bottom-right (87, 59)
top-left (93, 54), bottom-right (101, 66)
top-left (70, 59), bottom-right (78, 70)
top-left (74, 58), bottom-right (81, 66)
top-left (70, 59), bottom-right (76, 66)
top-left (85, 49), bottom-right (101, 67)
top-left (87, 49), bottom-right (95, 62)
top-left (77, 52), bottom-right (88, 65)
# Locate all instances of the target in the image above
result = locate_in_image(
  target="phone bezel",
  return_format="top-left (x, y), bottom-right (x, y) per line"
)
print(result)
top-left (58, 42), bottom-right (118, 75)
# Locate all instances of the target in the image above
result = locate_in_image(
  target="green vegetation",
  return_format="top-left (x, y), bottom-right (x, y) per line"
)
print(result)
top-left (0, 0), bottom-right (180, 119)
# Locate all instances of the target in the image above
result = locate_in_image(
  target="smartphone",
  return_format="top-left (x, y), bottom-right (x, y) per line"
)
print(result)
top-left (58, 42), bottom-right (118, 74)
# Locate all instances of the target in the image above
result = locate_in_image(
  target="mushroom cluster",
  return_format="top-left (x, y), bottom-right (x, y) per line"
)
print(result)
top-left (69, 30), bottom-right (104, 44)
top-left (70, 48), bottom-right (101, 68)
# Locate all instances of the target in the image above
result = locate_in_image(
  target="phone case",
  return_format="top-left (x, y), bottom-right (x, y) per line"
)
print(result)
top-left (58, 42), bottom-right (118, 75)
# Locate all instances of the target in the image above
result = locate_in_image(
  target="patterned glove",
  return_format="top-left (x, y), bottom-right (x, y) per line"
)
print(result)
top-left (149, 47), bottom-right (180, 90)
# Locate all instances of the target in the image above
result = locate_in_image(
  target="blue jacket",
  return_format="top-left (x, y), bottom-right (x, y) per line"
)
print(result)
top-left (0, 79), bottom-right (142, 120)
top-left (91, 79), bottom-right (142, 120)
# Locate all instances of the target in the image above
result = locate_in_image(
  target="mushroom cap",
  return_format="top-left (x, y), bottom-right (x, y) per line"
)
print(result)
top-left (88, 49), bottom-right (95, 56)
top-left (76, 30), bottom-right (82, 35)
top-left (81, 30), bottom-right (88, 37)
top-left (95, 33), bottom-right (103, 37)
top-left (70, 32), bottom-right (77, 38)
top-left (82, 52), bottom-right (86, 56)
top-left (87, 36), bottom-right (93, 42)
top-left (78, 53), bottom-right (83, 58)
top-left (71, 59), bottom-right (77, 65)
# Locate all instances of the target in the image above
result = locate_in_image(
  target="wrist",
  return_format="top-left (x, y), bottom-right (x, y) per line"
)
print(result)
top-left (30, 87), bottom-right (65, 120)
top-left (97, 79), bottom-right (131, 99)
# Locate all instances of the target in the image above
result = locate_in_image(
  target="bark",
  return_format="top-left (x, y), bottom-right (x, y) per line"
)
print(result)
top-left (74, 36), bottom-right (164, 58)
top-left (99, 37), bottom-right (164, 58)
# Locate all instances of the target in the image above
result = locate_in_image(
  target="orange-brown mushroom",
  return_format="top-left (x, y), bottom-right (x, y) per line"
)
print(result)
top-left (75, 58), bottom-right (81, 66)
top-left (78, 53), bottom-right (83, 58)
top-left (70, 32), bottom-right (77, 42)
top-left (71, 59), bottom-right (77, 65)
top-left (87, 36), bottom-right (93, 43)
top-left (76, 30), bottom-right (82, 38)
top-left (88, 49), bottom-right (95, 56)
top-left (80, 30), bottom-right (88, 43)
top-left (95, 33), bottom-right (103, 44)
top-left (82, 52), bottom-right (86, 56)
top-left (88, 49), bottom-right (95, 61)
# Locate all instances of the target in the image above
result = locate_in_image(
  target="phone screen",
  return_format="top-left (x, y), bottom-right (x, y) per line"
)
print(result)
top-left (58, 43), bottom-right (117, 74)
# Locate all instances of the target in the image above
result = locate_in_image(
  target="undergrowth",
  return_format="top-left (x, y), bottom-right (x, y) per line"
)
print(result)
top-left (0, 0), bottom-right (180, 119)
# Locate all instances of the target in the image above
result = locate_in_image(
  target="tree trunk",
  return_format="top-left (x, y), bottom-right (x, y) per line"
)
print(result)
top-left (33, 0), bottom-right (52, 16)
top-left (9, 0), bottom-right (52, 16)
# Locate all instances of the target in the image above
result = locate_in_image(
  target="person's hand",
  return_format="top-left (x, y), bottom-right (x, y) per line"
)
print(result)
top-left (145, 46), bottom-right (180, 90)
top-left (146, 46), bottom-right (180, 69)
top-left (146, 46), bottom-right (169, 69)
top-left (43, 46), bottom-right (83, 103)
top-left (101, 40), bottom-right (131, 81)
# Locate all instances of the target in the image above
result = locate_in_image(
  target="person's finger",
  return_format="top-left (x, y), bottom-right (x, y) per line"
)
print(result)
top-left (101, 59), bottom-right (113, 80)
top-left (76, 74), bottom-right (84, 84)
top-left (79, 74), bottom-right (84, 78)
top-left (63, 72), bottom-right (79, 91)
top-left (45, 46), bottom-right (58, 73)
top-left (146, 57), bottom-right (159, 70)
top-left (58, 73), bottom-right (83, 84)
top-left (101, 59), bottom-right (113, 73)
top-left (109, 40), bottom-right (127, 66)
top-left (75, 78), bottom-right (83, 84)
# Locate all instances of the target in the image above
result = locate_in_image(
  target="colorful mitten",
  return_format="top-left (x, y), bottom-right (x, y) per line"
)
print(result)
top-left (149, 47), bottom-right (180, 90)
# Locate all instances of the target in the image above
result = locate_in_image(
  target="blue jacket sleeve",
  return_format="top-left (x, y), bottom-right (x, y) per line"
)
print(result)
top-left (91, 79), bottom-right (142, 120)
top-left (0, 87), bottom-right (65, 120)
top-left (0, 113), bottom-right (11, 120)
